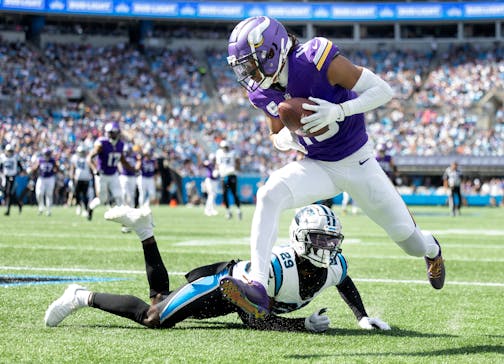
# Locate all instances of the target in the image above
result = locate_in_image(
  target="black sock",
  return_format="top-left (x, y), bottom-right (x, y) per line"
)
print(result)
top-left (90, 293), bottom-right (150, 325)
top-left (143, 241), bottom-right (170, 298)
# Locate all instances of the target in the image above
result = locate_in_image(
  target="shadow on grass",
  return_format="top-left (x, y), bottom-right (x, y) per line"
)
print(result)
top-left (69, 321), bottom-right (459, 338)
top-left (285, 345), bottom-right (504, 359)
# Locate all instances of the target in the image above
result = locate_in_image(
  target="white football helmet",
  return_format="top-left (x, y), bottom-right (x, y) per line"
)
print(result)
top-left (289, 204), bottom-right (344, 268)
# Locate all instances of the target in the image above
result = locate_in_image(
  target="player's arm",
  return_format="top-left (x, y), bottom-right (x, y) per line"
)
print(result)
top-left (135, 155), bottom-right (142, 172)
top-left (86, 143), bottom-right (101, 175)
top-left (327, 55), bottom-right (394, 115)
top-left (237, 309), bottom-right (328, 333)
top-left (119, 153), bottom-right (135, 172)
top-left (301, 55), bottom-right (394, 134)
top-left (443, 170), bottom-right (449, 189)
top-left (266, 113), bottom-right (307, 154)
top-left (28, 160), bottom-right (39, 177)
top-left (336, 275), bottom-right (391, 330)
top-left (16, 160), bottom-right (24, 175)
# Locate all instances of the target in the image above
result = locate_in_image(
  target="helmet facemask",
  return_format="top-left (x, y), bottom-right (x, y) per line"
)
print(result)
top-left (290, 205), bottom-right (344, 268)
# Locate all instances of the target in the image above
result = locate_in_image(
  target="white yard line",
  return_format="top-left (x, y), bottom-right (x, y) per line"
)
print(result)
top-left (1, 265), bottom-right (503, 287)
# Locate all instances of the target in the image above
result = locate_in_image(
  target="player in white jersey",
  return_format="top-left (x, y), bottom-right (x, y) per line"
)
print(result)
top-left (215, 140), bottom-right (242, 220)
top-left (45, 204), bottom-right (390, 332)
top-left (1, 144), bottom-right (24, 216)
top-left (70, 146), bottom-right (93, 220)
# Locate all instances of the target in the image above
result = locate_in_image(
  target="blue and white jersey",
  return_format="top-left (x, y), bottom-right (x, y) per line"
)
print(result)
top-left (232, 245), bottom-right (347, 315)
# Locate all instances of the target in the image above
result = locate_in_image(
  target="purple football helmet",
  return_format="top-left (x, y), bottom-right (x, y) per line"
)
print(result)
top-left (105, 122), bottom-right (120, 141)
top-left (227, 16), bottom-right (292, 92)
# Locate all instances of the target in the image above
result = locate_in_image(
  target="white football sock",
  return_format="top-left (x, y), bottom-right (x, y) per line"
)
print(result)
top-left (249, 180), bottom-right (294, 287)
top-left (75, 289), bottom-right (91, 307)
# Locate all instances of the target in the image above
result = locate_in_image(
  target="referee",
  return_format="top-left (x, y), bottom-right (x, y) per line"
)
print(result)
top-left (443, 161), bottom-right (462, 216)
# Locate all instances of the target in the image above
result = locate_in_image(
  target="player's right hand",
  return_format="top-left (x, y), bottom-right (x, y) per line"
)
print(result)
top-left (304, 308), bottom-right (330, 333)
top-left (273, 127), bottom-right (307, 154)
top-left (358, 316), bottom-right (391, 330)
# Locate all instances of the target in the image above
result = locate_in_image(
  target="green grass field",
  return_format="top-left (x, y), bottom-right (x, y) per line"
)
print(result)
top-left (0, 204), bottom-right (503, 363)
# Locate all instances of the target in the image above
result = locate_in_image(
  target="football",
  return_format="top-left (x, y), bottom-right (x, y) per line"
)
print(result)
top-left (278, 97), bottom-right (328, 137)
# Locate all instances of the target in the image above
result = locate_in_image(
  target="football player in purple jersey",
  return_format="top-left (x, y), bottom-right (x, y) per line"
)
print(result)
top-left (30, 148), bottom-right (58, 216)
top-left (118, 143), bottom-right (139, 209)
top-left (221, 16), bottom-right (445, 318)
top-left (87, 122), bottom-right (135, 219)
top-left (137, 147), bottom-right (158, 207)
top-left (45, 204), bottom-right (390, 332)
top-left (376, 144), bottom-right (398, 185)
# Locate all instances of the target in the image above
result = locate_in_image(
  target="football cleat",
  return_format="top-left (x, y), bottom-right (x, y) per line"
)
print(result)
top-left (44, 284), bottom-right (87, 327)
top-left (219, 277), bottom-right (270, 319)
top-left (105, 205), bottom-right (152, 228)
top-left (425, 239), bottom-right (445, 289)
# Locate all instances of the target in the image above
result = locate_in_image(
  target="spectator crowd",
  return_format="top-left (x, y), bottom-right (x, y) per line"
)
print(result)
top-left (1, 33), bottom-right (503, 206)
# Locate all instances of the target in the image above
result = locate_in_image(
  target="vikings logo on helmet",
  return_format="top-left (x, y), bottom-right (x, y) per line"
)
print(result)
top-left (227, 16), bottom-right (292, 92)
top-left (289, 204), bottom-right (344, 268)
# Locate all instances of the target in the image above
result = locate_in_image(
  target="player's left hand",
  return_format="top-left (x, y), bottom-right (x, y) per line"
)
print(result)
top-left (358, 316), bottom-right (391, 330)
top-left (304, 308), bottom-right (330, 333)
top-left (301, 97), bottom-right (345, 134)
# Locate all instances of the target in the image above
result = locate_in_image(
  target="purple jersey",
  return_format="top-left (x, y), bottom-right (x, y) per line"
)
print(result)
top-left (140, 158), bottom-right (156, 177)
top-left (96, 137), bottom-right (124, 176)
top-left (38, 157), bottom-right (56, 178)
top-left (249, 37), bottom-right (368, 161)
top-left (121, 153), bottom-right (137, 176)
top-left (205, 163), bottom-right (218, 180)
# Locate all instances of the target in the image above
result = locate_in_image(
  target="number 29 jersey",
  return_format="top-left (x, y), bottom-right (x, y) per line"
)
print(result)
top-left (231, 245), bottom-right (348, 315)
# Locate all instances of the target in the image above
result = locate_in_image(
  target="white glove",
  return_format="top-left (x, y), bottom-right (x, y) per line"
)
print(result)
top-left (273, 127), bottom-right (307, 154)
top-left (304, 308), bottom-right (330, 333)
top-left (301, 96), bottom-right (345, 134)
top-left (358, 316), bottom-right (391, 330)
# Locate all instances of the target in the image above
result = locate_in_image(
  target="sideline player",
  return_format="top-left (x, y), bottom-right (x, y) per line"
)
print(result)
top-left (216, 140), bottom-right (242, 220)
top-left (203, 153), bottom-right (219, 216)
top-left (137, 147), bottom-right (158, 207)
top-left (30, 148), bottom-right (58, 216)
top-left (1, 144), bottom-right (24, 215)
top-left (70, 145), bottom-right (93, 219)
top-left (45, 204), bottom-right (390, 332)
top-left (119, 144), bottom-right (138, 209)
top-left (87, 122), bottom-right (135, 213)
top-left (223, 16), bottom-right (445, 317)
top-left (443, 161), bottom-right (463, 216)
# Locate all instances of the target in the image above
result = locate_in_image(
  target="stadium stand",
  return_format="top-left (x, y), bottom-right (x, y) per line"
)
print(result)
top-left (0, 9), bottom-right (503, 206)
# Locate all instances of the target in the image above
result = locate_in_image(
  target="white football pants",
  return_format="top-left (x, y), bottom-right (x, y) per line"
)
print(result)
top-left (204, 178), bottom-right (219, 215)
top-left (35, 176), bottom-right (55, 213)
top-left (119, 175), bottom-right (137, 207)
top-left (94, 173), bottom-right (123, 207)
top-left (138, 176), bottom-right (156, 207)
top-left (249, 140), bottom-right (439, 286)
